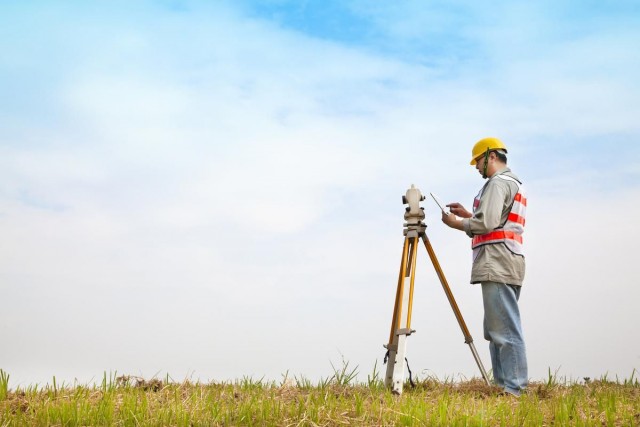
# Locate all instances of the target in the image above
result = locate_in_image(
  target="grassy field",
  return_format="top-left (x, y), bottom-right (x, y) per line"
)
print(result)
top-left (1, 367), bottom-right (639, 426)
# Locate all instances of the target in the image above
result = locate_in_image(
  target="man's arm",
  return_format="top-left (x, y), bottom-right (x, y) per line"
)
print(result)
top-left (461, 181), bottom-right (507, 237)
top-left (442, 181), bottom-right (507, 235)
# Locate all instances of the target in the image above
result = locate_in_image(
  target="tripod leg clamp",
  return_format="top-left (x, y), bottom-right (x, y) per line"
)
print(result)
top-left (395, 328), bottom-right (415, 336)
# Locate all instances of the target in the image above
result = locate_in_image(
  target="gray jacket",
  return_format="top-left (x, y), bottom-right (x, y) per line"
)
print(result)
top-left (461, 167), bottom-right (526, 286)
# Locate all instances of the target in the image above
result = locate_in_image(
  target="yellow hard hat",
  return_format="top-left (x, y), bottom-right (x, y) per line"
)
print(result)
top-left (470, 137), bottom-right (508, 165)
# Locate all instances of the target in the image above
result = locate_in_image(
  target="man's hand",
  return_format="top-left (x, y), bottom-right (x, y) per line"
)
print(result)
top-left (446, 202), bottom-right (472, 218)
top-left (441, 211), bottom-right (465, 231)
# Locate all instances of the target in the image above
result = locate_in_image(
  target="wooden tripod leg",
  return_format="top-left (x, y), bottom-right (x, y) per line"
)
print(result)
top-left (388, 237), bottom-right (410, 345)
top-left (420, 233), bottom-right (491, 386)
top-left (406, 237), bottom-right (419, 329)
top-left (385, 236), bottom-right (418, 394)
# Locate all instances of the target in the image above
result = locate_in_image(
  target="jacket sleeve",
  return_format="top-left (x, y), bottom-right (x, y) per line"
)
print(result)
top-left (462, 180), bottom-right (508, 238)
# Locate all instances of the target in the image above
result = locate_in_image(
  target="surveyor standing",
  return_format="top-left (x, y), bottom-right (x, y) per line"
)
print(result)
top-left (441, 137), bottom-right (528, 396)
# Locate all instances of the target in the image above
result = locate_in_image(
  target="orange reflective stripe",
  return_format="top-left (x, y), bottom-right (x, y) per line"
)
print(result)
top-left (472, 230), bottom-right (523, 246)
top-left (508, 212), bottom-right (526, 225)
top-left (514, 192), bottom-right (527, 206)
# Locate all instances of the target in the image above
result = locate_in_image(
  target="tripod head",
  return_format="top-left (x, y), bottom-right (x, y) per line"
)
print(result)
top-left (402, 184), bottom-right (426, 236)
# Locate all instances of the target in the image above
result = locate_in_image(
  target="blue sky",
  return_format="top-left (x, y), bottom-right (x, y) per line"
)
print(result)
top-left (1, 0), bottom-right (639, 387)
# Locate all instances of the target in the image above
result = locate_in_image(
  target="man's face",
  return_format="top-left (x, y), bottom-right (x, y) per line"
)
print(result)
top-left (474, 154), bottom-right (486, 175)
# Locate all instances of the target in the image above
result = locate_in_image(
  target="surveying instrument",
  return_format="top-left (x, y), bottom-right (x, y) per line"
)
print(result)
top-left (383, 184), bottom-right (490, 395)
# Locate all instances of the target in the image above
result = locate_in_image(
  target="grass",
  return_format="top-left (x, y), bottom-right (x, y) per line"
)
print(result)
top-left (1, 367), bottom-right (639, 426)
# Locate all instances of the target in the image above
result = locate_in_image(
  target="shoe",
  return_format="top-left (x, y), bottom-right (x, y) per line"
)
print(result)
top-left (497, 389), bottom-right (520, 398)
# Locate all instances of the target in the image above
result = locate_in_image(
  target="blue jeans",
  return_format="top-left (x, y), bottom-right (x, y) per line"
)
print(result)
top-left (481, 282), bottom-right (528, 395)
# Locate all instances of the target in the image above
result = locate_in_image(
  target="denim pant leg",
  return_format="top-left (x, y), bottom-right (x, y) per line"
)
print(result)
top-left (481, 282), bottom-right (528, 395)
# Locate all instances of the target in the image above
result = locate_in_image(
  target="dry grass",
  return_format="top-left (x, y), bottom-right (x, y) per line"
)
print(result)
top-left (1, 369), bottom-right (639, 426)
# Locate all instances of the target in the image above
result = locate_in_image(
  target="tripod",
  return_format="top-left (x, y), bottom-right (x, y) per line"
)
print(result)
top-left (384, 185), bottom-right (490, 395)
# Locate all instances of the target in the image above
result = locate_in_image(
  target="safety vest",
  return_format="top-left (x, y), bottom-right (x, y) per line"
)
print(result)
top-left (471, 174), bottom-right (526, 256)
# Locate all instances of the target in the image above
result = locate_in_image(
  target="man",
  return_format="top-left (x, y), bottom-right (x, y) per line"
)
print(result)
top-left (441, 137), bottom-right (528, 396)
